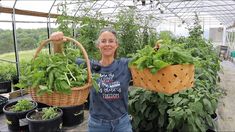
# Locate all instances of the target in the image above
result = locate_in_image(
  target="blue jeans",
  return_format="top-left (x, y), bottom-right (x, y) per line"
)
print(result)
top-left (88, 113), bottom-right (133, 132)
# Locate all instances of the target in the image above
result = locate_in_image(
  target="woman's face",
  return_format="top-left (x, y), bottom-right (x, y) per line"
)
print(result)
top-left (97, 31), bottom-right (118, 57)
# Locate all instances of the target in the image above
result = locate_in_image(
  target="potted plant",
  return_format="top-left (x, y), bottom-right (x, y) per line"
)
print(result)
top-left (0, 63), bottom-right (16, 93)
top-left (3, 99), bottom-right (37, 131)
top-left (26, 107), bottom-right (63, 132)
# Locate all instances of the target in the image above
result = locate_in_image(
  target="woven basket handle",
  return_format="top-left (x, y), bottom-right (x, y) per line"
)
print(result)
top-left (33, 37), bottom-right (92, 85)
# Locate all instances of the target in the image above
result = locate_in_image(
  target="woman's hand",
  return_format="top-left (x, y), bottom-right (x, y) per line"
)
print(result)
top-left (50, 32), bottom-right (66, 53)
top-left (50, 31), bottom-right (67, 44)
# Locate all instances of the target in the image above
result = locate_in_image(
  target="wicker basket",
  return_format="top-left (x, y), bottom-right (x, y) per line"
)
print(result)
top-left (130, 64), bottom-right (194, 94)
top-left (28, 37), bottom-right (92, 107)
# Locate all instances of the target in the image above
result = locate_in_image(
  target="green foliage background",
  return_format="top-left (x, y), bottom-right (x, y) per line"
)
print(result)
top-left (0, 28), bottom-right (50, 54)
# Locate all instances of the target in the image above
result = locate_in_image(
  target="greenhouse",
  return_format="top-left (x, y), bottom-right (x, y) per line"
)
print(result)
top-left (0, 0), bottom-right (235, 131)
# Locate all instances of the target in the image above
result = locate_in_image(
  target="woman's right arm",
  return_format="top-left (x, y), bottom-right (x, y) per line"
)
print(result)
top-left (50, 32), bottom-right (66, 53)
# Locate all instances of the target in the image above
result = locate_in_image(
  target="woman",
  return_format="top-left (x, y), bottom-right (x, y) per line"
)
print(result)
top-left (50, 27), bottom-right (132, 132)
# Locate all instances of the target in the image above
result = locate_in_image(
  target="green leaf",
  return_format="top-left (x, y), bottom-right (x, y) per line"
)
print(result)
top-left (178, 98), bottom-right (189, 105)
top-left (185, 109), bottom-right (192, 115)
top-left (134, 56), bottom-right (147, 69)
top-left (205, 114), bottom-right (213, 127)
top-left (140, 102), bottom-right (147, 114)
top-left (144, 91), bottom-right (152, 101)
top-left (37, 85), bottom-right (53, 95)
top-left (150, 68), bottom-right (157, 74)
top-left (133, 116), bottom-right (141, 128)
top-left (202, 98), bottom-right (213, 114)
top-left (187, 115), bottom-right (195, 126)
top-left (211, 99), bottom-right (218, 111)
top-left (158, 93), bottom-right (165, 100)
top-left (42, 107), bottom-right (59, 120)
top-left (158, 114), bottom-right (165, 127)
top-left (167, 118), bottom-right (175, 131)
top-left (10, 99), bottom-right (33, 112)
top-left (144, 107), bottom-right (151, 118)
top-left (189, 102), bottom-right (203, 115)
top-left (195, 117), bottom-right (205, 132)
top-left (135, 102), bottom-right (141, 112)
top-left (14, 83), bottom-right (26, 89)
top-left (158, 103), bottom-right (168, 115)
top-left (153, 60), bottom-right (170, 72)
top-left (173, 96), bottom-right (182, 106)
top-left (129, 88), bottom-right (139, 97)
top-left (128, 98), bottom-right (137, 108)
top-left (172, 108), bottom-right (184, 121)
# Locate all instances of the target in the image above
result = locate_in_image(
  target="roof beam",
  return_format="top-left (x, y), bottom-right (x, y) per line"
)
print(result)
top-left (180, 0), bottom-right (201, 20)
top-left (0, 7), bottom-right (60, 18)
top-left (203, 1), bottom-right (234, 26)
top-left (159, 1), bottom-right (187, 25)
top-left (0, 20), bottom-right (56, 23)
top-left (169, 4), bottom-right (235, 9)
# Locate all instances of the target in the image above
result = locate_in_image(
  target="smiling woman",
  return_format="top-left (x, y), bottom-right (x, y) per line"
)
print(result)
top-left (50, 27), bottom-right (133, 132)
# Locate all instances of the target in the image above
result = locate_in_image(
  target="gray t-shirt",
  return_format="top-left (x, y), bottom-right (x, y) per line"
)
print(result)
top-left (76, 58), bottom-right (131, 120)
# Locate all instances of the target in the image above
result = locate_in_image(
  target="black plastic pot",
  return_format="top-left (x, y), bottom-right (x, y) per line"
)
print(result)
top-left (211, 113), bottom-right (218, 120)
top-left (3, 100), bottom-right (37, 132)
top-left (26, 107), bottom-right (63, 132)
top-left (0, 95), bottom-right (8, 113)
top-left (0, 80), bottom-right (11, 94)
top-left (12, 76), bottom-right (20, 91)
top-left (60, 104), bottom-right (84, 127)
top-left (36, 102), bottom-right (50, 109)
top-left (84, 94), bottom-right (90, 110)
top-left (12, 76), bottom-right (19, 85)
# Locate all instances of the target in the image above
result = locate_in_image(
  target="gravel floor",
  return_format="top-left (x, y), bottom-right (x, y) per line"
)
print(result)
top-left (217, 61), bottom-right (235, 131)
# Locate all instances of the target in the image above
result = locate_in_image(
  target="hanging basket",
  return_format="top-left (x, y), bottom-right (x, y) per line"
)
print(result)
top-left (130, 64), bottom-right (194, 94)
top-left (28, 37), bottom-right (92, 107)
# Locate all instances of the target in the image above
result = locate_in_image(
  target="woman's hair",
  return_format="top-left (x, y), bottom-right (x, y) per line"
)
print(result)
top-left (96, 27), bottom-right (118, 45)
top-left (96, 27), bottom-right (118, 58)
